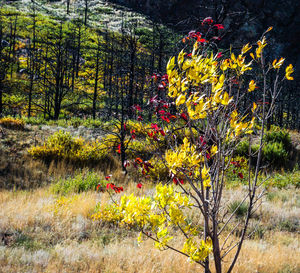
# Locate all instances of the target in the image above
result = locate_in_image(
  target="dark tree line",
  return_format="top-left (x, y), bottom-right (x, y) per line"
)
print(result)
top-left (0, 4), bottom-right (178, 122)
top-left (0, 1), bottom-right (298, 129)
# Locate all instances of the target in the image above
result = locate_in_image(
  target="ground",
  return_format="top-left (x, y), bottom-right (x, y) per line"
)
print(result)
top-left (0, 125), bottom-right (299, 273)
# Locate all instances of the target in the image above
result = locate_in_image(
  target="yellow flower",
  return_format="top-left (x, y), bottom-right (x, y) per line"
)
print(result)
top-left (285, 64), bottom-right (294, 80)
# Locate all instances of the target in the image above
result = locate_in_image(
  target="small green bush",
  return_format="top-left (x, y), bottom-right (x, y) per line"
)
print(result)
top-left (265, 169), bottom-right (300, 189)
top-left (262, 141), bottom-right (288, 167)
top-left (51, 171), bottom-right (106, 194)
top-left (264, 130), bottom-right (291, 150)
top-left (228, 200), bottom-right (249, 218)
top-left (235, 140), bottom-right (250, 157)
top-left (23, 116), bottom-right (47, 125)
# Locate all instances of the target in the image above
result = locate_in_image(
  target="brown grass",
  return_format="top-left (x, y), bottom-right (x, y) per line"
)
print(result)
top-left (0, 185), bottom-right (299, 273)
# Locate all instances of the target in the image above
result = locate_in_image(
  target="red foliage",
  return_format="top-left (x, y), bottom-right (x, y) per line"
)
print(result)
top-left (117, 144), bottom-right (121, 154)
top-left (214, 24), bottom-right (224, 30)
top-left (202, 17), bottom-right (214, 25)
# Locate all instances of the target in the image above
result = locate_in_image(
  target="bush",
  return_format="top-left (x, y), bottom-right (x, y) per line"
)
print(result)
top-left (235, 140), bottom-right (250, 157)
top-left (28, 131), bottom-right (114, 167)
top-left (51, 171), bottom-right (106, 194)
top-left (228, 200), bottom-right (249, 218)
top-left (22, 116), bottom-right (47, 125)
top-left (148, 156), bottom-right (169, 181)
top-left (264, 169), bottom-right (300, 189)
top-left (127, 139), bottom-right (155, 159)
top-left (0, 117), bottom-right (25, 130)
top-left (264, 129), bottom-right (291, 150)
top-left (127, 120), bottom-right (148, 137)
top-left (262, 141), bottom-right (288, 167)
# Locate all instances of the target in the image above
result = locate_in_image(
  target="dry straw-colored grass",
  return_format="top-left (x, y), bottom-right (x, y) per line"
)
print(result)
top-left (0, 186), bottom-right (299, 273)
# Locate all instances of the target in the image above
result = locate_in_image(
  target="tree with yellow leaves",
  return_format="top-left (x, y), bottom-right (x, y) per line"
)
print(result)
top-left (93, 24), bottom-right (294, 273)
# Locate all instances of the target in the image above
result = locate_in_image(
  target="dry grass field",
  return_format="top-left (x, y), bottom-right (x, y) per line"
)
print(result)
top-left (0, 183), bottom-right (299, 273)
top-left (0, 126), bottom-right (299, 273)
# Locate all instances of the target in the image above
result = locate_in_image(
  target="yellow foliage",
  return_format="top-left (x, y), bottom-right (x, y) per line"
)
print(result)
top-left (28, 131), bottom-right (113, 165)
top-left (0, 117), bottom-right (25, 130)
top-left (285, 64), bottom-right (294, 80)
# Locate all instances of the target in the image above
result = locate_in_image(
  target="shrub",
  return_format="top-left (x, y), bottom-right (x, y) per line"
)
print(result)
top-left (148, 156), bottom-right (169, 181)
top-left (22, 116), bottom-right (47, 126)
top-left (235, 140), bottom-right (250, 157)
top-left (0, 117), bottom-right (25, 130)
top-left (127, 120), bottom-right (148, 137)
top-left (127, 139), bottom-right (155, 159)
top-left (228, 200), bottom-right (249, 218)
top-left (264, 129), bottom-right (291, 150)
top-left (262, 141), bottom-right (288, 167)
top-left (265, 169), bottom-right (300, 189)
top-left (51, 171), bottom-right (106, 195)
top-left (28, 131), bottom-right (114, 167)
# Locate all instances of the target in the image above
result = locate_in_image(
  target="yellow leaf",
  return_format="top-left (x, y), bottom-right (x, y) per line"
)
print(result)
top-left (176, 94), bottom-right (186, 106)
top-left (251, 102), bottom-right (257, 113)
top-left (248, 80), bottom-right (257, 92)
top-left (178, 50), bottom-right (185, 66)
top-left (272, 57), bottom-right (285, 69)
top-left (285, 64), bottom-right (294, 80)
top-left (241, 43), bottom-right (252, 55)
top-left (266, 26), bottom-right (273, 33)
top-left (167, 57), bottom-right (176, 74)
top-left (221, 92), bottom-right (231, 105)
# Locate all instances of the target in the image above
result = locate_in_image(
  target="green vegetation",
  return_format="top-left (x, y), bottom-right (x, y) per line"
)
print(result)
top-left (51, 171), bottom-right (106, 195)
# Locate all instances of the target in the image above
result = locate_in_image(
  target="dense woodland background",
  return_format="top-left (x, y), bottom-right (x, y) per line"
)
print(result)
top-left (0, 0), bottom-right (299, 128)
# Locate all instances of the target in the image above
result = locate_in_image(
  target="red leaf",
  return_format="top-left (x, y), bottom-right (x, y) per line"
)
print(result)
top-left (137, 115), bottom-right (143, 121)
top-left (105, 175), bottom-right (112, 181)
top-left (180, 113), bottom-right (188, 121)
top-left (161, 116), bottom-right (170, 123)
top-left (151, 123), bottom-right (159, 131)
top-left (202, 17), bottom-right (214, 25)
top-left (214, 24), bottom-right (224, 30)
top-left (137, 183), bottom-right (143, 189)
top-left (238, 172), bottom-right (244, 179)
top-left (147, 131), bottom-right (154, 138)
top-left (198, 38), bottom-right (207, 43)
top-left (117, 144), bottom-right (121, 154)
top-left (159, 129), bottom-right (165, 136)
top-left (131, 130), bottom-right (136, 139)
top-left (106, 183), bottom-right (115, 190)
top-left (135, 158), bottom-right (143, 164)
